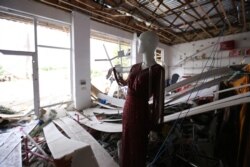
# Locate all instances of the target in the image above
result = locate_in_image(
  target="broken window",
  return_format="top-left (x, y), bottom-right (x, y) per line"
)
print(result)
top-left (37, 20), bottom-right (71, 107)
top-left (90, 30), bottom-right (131, 97)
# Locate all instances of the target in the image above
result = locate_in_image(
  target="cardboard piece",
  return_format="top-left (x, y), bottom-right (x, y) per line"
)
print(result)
top-left (53, 117), bottom-right (119, 167)
top-left (43, 122), bottom-right (99, 167)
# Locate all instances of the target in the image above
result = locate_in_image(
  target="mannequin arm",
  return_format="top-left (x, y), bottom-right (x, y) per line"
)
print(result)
top-left (113, 67), bottom-right (128, 86)
top-left (151, 68), bottom-right (165, 130)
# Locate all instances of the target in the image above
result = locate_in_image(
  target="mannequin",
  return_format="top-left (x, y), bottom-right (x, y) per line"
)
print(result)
top-left (113, 31), bottom-right (165, 167)
top-left (139, 31), bottom-right (159, 70)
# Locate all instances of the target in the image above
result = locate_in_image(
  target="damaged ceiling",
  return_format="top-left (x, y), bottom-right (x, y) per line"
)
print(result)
top-left (36, 0), bottom-right (250, 45)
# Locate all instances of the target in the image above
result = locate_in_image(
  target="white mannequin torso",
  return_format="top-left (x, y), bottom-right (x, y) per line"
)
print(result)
top-left (141, 53), bottom-right (157, 70)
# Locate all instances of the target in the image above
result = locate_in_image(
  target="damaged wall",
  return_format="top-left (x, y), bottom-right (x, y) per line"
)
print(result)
top-left (168, 31), bottom-right (250, 79)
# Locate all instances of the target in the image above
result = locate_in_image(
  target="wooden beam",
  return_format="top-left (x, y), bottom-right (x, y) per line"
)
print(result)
top-left (39, 0), bottom-right (72, 11)
top-left (217, 0), bottom-right (233, 31)
top-left (182, 1), bottom-right (214, 38)
top-left (194, 0), bottom-right (219, 31)
top-left (212, 1), bottom-right (225, 27)
top-left (161, 2), bottom-right (206, 40)
top-left (124, 0), bottom-right (188, 42)
top-left (169, 12), bottom-right (182, 27)
top-left (241, 0), bottom-right (247, 31)
top-left (152, 0), bottom-right (164, 16)
top-left (59, 0), bottom-right (145, 35)
top-left (174, 3), bottom-right (222, 28)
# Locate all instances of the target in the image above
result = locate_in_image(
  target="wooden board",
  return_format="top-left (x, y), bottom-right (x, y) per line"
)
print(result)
top-left (43, 122), bottom-right (99, 167)
top-left (67, 111), bottom-right (122, 133)
top-left (164, 92), bottom-right (250, 123)
top-left (53, 117), bottom-right (119, 167)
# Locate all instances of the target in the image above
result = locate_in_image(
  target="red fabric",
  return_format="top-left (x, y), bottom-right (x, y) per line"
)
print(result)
top-left (119, 63), bottom-right (164, 167)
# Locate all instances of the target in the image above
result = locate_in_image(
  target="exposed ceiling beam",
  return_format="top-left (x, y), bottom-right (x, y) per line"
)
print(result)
top-left (194, 0), bottom-right (219, 31)
top-left (36, 0), bottom-right (250, 45)
top-left (173, 0), bottom-right (212, 37)
top-left (211, 1), bottom-right (225, 27)
top-left (241, 0), bottom-right (247, 31)
top-left (182, 1), bottom-right (213, 39)
top-left (124, 0), bottom-right (188, 42)
top-left (217, 0), bottom-right (233, 31)
top-left (39, 0), bottom-right (72, 11)
top-left (58, 0), bottom-right (146, 36)
top-left (158, 0), bottom-right (212, 19)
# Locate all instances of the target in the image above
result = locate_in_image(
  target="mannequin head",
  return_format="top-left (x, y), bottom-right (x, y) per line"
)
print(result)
top-left (138, 31), bottom-right (159, 54)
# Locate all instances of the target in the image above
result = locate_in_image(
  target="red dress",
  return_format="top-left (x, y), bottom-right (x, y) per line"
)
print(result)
top-left (115, 63), bottom-right (165, 167)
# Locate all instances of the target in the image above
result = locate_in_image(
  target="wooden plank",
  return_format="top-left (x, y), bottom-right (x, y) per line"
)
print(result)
top-left (67, 111), bottom-right (122, 133)
top-left (43, 123), bottom-right (99, 167)
top-left (54, 117), bottom-right (119, 167)
top-left (241, 0), bottom-right (247, 31)
top-left (164, 92), bottom-right (250, 123)
top-left (217, 0), bottom-right (232, 31)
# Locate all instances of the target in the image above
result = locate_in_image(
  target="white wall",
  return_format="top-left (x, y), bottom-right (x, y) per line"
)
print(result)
top-left (91, 21), bottom-right (133, 41)
top-left (159, 43), bottom-right (171, 79)
top-left (72, 12), bottom-right (91, 109)
top-left (168, 31), bottom-right (250, 78)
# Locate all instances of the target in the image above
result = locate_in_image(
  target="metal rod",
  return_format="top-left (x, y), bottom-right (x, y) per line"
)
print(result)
top-left (21, 129), bottom-right (48, 157)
